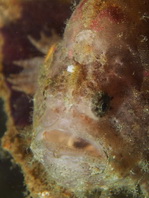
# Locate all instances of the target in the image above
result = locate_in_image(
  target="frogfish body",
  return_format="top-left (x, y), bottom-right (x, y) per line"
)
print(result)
top-left (31, 0), bottom-right (149, 197)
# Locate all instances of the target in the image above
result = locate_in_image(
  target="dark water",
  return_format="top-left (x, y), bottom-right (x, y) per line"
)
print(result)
top-left (0, 98), bottom-right (26, 198)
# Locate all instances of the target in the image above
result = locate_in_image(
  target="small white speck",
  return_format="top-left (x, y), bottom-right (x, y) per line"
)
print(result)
top-left (130, 170), bottom-right (135, 175)
top-left (140, 13), bottom-right (149, 21)
top-left (117, 32), bottom-right (123, 38)
top-left (38, 191), bottom-right (50, 197)
top-left (140, 35), bottom-right (148, 42)
top-left (67, 65), bottom-right (75, 73)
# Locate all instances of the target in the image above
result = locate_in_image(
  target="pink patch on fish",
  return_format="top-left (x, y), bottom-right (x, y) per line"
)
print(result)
top-left (144, 71), bottom-right (149, 77)
top-left (91, 6), bottom-right (125, 31)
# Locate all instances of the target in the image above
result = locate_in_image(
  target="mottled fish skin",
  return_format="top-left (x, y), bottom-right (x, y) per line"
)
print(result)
top-left (31, 0), bottom-right (149, 197)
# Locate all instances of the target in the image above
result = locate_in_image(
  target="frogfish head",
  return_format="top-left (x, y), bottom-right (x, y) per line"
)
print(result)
top-left (31, 0), bottom-right (149, 196)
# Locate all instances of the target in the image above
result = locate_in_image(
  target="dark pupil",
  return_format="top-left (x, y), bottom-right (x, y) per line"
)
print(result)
top-left (92, 92), bottom-right (111, 117)
top-left (101, 102), bottom-right (108, 112)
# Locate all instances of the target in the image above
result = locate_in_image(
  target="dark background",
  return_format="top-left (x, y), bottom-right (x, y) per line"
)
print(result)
top-left (0, 98), bottom-right (26, 198)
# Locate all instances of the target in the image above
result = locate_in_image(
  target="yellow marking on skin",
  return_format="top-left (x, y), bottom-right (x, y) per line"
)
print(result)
top-left (45, 44), bottom-right (57, 63)
top-left (68, 64), bottom-right (82, 87)
top-left (43, 43), bottom-right (57, 78)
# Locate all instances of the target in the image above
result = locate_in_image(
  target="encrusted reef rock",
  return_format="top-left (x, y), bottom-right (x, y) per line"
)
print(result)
top-left (1, 0), bottom-right (149, 198)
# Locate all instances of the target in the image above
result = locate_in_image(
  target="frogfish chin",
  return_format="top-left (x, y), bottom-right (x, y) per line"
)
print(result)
top-left (31, 0), bottom-right (149, 197)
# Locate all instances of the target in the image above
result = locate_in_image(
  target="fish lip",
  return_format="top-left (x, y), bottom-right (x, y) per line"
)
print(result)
top-left (40, 128), bottom-right (108, 160)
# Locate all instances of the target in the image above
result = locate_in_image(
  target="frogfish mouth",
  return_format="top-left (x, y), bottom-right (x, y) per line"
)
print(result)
top-left (31, 0), bottom-right (149, 196)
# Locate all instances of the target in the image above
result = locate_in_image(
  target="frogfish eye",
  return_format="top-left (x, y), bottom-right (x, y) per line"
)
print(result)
top-left (91, 92), bottom-right (111, 117)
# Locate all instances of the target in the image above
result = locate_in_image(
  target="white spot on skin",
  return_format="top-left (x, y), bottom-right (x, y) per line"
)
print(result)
top-left (38, 191), bottom-right (50, 197)
top-left (67, 65), bottom-right (75, 73)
